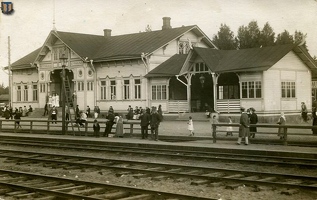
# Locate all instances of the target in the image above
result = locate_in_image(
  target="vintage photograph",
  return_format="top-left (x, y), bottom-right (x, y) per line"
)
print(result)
top-left (0, 0), bottom-right (317, 199)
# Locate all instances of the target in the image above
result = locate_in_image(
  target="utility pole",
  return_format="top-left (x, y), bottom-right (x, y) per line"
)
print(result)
top-left (8, 36), bottom-right (12, 107)
top-left (60, 54), bottom-right (67, 135)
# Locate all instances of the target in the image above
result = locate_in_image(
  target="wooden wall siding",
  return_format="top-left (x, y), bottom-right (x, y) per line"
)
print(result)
top-left (168, 100), bottom-right (188, 113)
top-left (239, 99), bottom-right (263, 112)
top-left (217, 100), bottom-right (240, 113)
top-left (263, 51), bottom-right (312, 112)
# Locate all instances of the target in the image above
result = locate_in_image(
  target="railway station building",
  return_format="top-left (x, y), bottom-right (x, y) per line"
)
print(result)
top-left (8, 17), bottom-right (317, 115)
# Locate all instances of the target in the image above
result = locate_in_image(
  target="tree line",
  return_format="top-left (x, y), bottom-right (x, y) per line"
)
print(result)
top-left (0, 83), bottom-right (9, 95)
top-left (212, 21), bottom-right (307, 51)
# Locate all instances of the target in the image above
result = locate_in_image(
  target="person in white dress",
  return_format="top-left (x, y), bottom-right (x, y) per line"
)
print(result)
top-left (187, 116), bottom-right (194, 136)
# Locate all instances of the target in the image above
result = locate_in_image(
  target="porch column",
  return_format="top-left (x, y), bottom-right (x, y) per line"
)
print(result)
top-left (176, 73), bottom-right (193, 112)
top-left (211, 73), bottom-right (217, 112)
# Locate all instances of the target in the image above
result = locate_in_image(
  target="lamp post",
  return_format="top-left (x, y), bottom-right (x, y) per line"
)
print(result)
top-left (59, 54), bottom-right (68, 135)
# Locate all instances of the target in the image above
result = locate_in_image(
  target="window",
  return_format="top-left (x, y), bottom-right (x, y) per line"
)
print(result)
top-left (77, 81), bottom-right (84, 91)
top-left (123, 80), bottom-right (130, 100)
top-left (32, 85), bottom-right (38, 101)
top-left (87, 82), bottom-right (93, 91)
top-left (194, 63), bottom-right (209, 73)
top-left (281, 81), bottom-right (296, 98)
top-left (152, 85), bottom-right (167, 100)
top-left (241, 81), bottom-right (261, 98)
top-left (40, 83), bottom-right (45, 93)
top-left (100, 81), bottom-right (106, 100)
top-left (17, 86), bottom-right (21, 102)
top-left (134, 79), bottom-right (141, 99)
top-left (53, 47), bottom-right (68, 61)
top-left (110, 80), bottom-right (116, 100)
top-left (23, 85), bottom-right (28, 101)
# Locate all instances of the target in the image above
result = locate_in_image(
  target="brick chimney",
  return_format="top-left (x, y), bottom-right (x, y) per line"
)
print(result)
top-left (103, 29), bottom-right (112, 37)
top-left (162, 17), bottom-right (172, 30)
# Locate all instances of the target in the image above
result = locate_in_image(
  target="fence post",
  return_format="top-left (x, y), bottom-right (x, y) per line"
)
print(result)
top-left (0, 120), bottom-right (2, 133)
top-left (283, 127), bottom-right (288, 146)
top-left (85, 121), bottom-right (88, 136)
top-left (130, 123), bottom-right (133, 137)
top-left (47, 121), bottom-right (50, 134)
top-left (212, 125), bottom-right (216, 143)
top-left (30, 121), bottom-right (33, 134)
top-left (14, 120), bottom-right (16, 133)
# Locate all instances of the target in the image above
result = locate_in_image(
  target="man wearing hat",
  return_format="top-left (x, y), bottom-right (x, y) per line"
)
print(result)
top-left (237, 107), bottom-right (250, 145)
top-left (150, 106), bottom-right (161, 141)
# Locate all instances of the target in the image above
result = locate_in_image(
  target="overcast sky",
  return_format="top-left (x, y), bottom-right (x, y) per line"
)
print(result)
top-left (1, 0), bottom-right (317, 87)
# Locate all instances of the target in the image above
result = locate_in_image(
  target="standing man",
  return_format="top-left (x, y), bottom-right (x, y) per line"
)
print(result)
top-left (150, 106), bottom-right (161, 141)
top-left (75, 105), bottom-right (80, 118)
top-left (140, 109), bottom-right (150, 139)
top-left (43, 102), bottom-right (49, 116)
top-left (237, 107), bottom-right (250, 145)
top-left (104, 110), bottom-right (115, 137)
top-left (301, 102), bottom-right (308, 123)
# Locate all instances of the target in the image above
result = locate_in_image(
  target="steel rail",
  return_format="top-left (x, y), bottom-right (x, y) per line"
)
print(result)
top-left (1, 149), bottom-right (317, 191)
top-left (0, 169), bottom-right (217, 200)
top-left (0, 138), bottom-right (316, 168)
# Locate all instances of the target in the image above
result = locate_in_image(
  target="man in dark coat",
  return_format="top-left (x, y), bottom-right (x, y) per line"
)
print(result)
top-left (104, 111), bottom-right (115, 137)
top-left (150, 106), bottom-right (161, 141)
top-left (139, 109), bottom-right (150, 139)
top-left (249, 107), bottom-right (258, 138)
top-left (237, 107), bottom-right (250, 145)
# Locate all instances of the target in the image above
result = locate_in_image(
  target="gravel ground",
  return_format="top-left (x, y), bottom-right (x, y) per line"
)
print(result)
top-left (0, 144), bottom-right (316, 200)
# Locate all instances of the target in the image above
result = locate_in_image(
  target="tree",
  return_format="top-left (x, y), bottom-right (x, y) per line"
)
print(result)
top-left (212, 23), bottom-right (237, 50)
top-left (259, 22), bottom-right (275, 47)
top-left (294, 30), bottom-right (308, 50)
top-left (0, 83), bottom-right (9, 95)
top-left (237, 20), bottom-right (261, 49)
top-left (275, 30), bottom-right (294, 45)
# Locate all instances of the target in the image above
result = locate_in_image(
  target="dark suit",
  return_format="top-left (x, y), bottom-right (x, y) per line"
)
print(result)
top-left (104, 112), bottom-right (115, 137)
top-left (150, 112), bottom-right (161, 140)
top-left (140, 112), bottom-right (150, 139)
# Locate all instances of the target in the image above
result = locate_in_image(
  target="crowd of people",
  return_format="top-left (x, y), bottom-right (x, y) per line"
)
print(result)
top-left (1, 105), bottom-right (33, 120)
top-left (3, 101), bottom-right (317, 141)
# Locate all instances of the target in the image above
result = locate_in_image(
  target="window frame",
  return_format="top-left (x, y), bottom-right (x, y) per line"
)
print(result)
top-left (152, 85), bottom-right (167, 100)
top-left (281, 81), bottom-right (296, 98)
top-left (241, 81), bottom-right (262, 99)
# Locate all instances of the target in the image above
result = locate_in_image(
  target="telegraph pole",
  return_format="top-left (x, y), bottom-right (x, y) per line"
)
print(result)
top-left (8, 36), bottom-right (12, 107)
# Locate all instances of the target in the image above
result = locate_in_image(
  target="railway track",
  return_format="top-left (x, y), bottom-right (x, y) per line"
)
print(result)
top-left (0, 149), bottom-right (317, 192)
top-left (0, 169), bottom-right (215, 200)
top-left (0, 137), bottom-right (316, 169)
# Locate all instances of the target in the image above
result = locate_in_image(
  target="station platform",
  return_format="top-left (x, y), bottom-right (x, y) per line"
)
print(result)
top-left (1, 130), bottom-right (317, 159)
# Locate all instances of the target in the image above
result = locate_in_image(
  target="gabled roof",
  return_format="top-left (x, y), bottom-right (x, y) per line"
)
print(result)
top-left (10, 48), bottom-right (41, 69)
top-left (145, 54), bottom-right (188, 78)
top-left (194, 44), bottom-right (298, 73)
top-left (10, 25), bottom-right (216, 70)
top-left (93, 25), bottom-right (212, 61)
top-left (148, 44), bottom-right (317, 77)
top-left (54, 31), bottom-right (105, 59)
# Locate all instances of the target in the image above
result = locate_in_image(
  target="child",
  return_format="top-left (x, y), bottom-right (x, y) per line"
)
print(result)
top-left (226, 116), bottom-right (233, 136)
top-left (93, 119), bottom-right (100, 137)
top-left (187, 116), bottom-right (194, 136)
top-left (211, 115), bottom-right (218, 137)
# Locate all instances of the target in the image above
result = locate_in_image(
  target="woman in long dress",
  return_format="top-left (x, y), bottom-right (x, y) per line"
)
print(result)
top-left (277, 112), bottom-right (286, 139)
top-left (115, 115), bottom-right (124, 137)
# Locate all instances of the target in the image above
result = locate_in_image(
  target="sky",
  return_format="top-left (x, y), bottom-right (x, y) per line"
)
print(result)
top-left (1, 0), bottom-right (317, 87)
